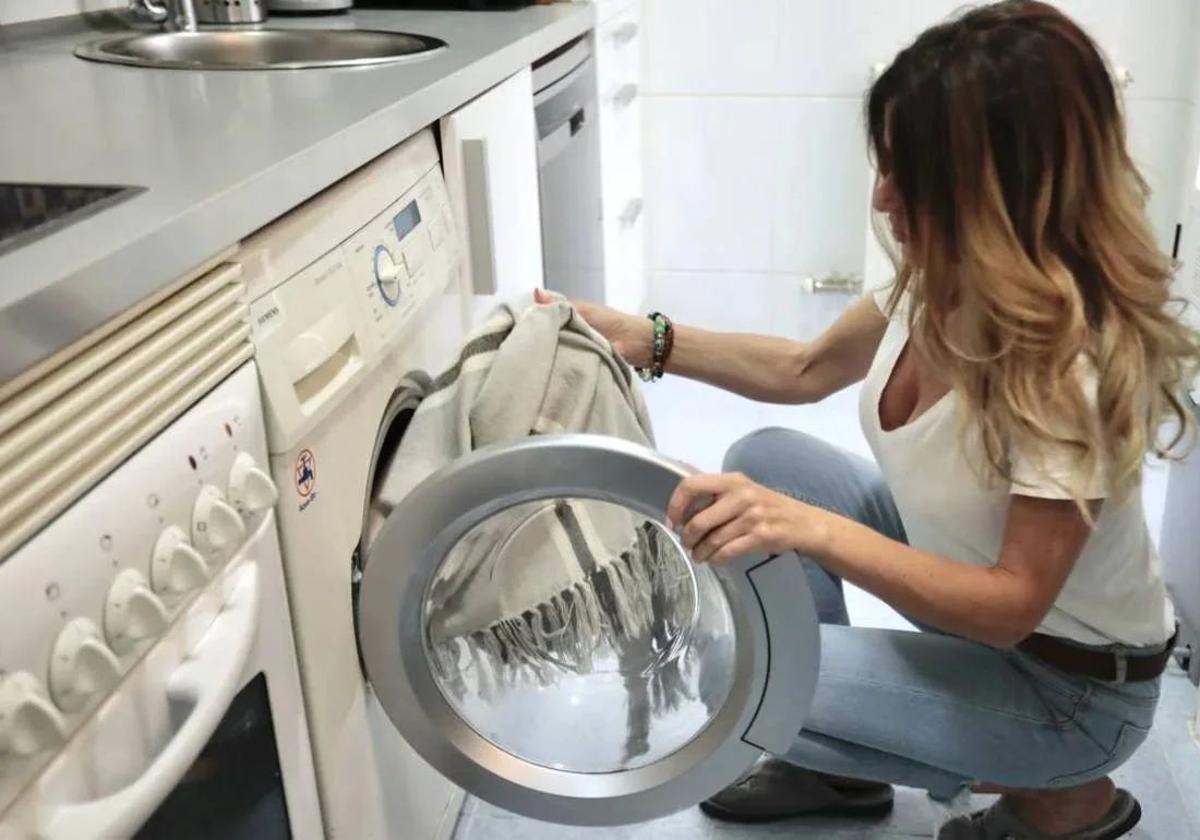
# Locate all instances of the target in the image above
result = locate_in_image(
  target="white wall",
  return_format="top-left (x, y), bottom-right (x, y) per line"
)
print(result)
top-left (1175, 5), bottom-right (1200, 317)
top-left (641, 0), bottom-right (1197, 330)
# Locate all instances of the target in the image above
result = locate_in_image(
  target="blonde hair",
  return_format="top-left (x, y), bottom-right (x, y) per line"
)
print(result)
top-left (868, 0), bottom-right (1199, 502)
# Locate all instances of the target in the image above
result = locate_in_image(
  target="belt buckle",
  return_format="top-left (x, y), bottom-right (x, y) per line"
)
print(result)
top-left (1113, 650), bottom-right (1128, 683)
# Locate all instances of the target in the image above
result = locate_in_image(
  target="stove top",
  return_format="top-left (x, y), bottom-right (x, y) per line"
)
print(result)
top-left (0, 183), bottom-right (144, 256)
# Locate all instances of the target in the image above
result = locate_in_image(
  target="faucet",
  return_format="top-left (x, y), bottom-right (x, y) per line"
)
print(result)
top-left (128, 0), bottom-right (197, 32)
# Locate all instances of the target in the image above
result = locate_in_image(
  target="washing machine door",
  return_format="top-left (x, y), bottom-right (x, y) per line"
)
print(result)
top-left (357, 434), bottom-right (820, 826)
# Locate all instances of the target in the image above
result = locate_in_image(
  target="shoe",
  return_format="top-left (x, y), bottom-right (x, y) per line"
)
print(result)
top-left (698, 757), bottom-right (895, 824)
top-left (937, 788), bottom-right (1142, 839)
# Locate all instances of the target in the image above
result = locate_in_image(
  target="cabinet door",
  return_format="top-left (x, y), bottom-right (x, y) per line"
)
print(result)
top-left (595, 0), bottom-right (647, 312)
top-left (357, 434), bottom-right (821, 826)
top-left (440, 68), bottom-right (545, 299)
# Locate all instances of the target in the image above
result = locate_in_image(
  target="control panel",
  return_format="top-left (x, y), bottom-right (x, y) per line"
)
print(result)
top-left (248, 129), bottom-right (466, 453)
top-left (344, 167), bottom-right (460, 351)
top-left (0, 364), bottom-right (276, 809)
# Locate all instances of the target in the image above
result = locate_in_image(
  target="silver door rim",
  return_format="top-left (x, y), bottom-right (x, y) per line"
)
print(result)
top-left (358, 434), bottom-right (819, 826)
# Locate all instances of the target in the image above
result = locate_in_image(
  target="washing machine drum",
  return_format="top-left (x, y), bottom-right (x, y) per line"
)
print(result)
top-left (357, 434), bottom-right (821, 826)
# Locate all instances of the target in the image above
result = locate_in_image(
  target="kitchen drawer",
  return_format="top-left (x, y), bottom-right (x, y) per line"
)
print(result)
top-left (598, 88), bottom-right (642, 214)
top-left (603, 194), bottom-right (647, 313)
top-left (594, 0), bottom-right (642, 95)
top-left (591, 0), bottom-right (637, 23)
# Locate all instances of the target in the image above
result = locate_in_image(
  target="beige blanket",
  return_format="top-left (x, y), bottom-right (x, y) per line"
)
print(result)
top-left (362, 296), bottom-right (695, 695)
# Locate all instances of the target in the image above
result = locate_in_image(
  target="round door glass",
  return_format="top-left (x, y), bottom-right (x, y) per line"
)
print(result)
top-left (422, 497), bottom-right (738, 774)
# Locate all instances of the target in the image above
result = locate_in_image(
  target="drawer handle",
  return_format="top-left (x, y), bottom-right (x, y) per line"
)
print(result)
top-left (462, 138), bottom-right (498, 295)
top-left (619, 198), bottom-right (644, 228)
top-left (611, 21), bottom-right (639, 45)
top-left (613, 83), bottom-right (639, 109)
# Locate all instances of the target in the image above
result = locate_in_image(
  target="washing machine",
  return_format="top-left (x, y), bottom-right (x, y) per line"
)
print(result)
top-left (240, 130), bottom-right (473, 840)
top-left (241, 128), bottom-right (822, 838)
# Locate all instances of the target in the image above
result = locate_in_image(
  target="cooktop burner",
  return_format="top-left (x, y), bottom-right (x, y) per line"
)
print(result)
top-left (0, 182), bottom-right (144, 256)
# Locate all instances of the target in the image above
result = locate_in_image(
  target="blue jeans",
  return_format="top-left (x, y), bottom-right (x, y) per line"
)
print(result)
top-left (724, 427), bottom-right (1163, 801)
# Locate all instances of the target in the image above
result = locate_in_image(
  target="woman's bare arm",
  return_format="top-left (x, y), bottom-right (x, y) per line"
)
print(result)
top-left (670, 471), bottom-right (1097, 648)
top-left (665, 296), bottom-right (888, 404)
top-left (550, 290), bottom-right (889, 405)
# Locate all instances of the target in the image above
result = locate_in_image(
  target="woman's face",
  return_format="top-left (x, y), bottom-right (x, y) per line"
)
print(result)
top-left (872, 174), bottom-right (912, 258)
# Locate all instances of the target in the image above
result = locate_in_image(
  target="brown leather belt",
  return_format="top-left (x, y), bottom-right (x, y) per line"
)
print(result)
top-left (1017, 628), bottom-right (1178, 683)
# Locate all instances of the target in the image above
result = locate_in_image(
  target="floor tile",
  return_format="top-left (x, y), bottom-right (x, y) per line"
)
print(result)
top-left (1112, 732), bottom-right (1198, 840)
top-left (1151, 665), bottom-right (1200, 834)
top-left (456, 791), bottom-right (937, 840)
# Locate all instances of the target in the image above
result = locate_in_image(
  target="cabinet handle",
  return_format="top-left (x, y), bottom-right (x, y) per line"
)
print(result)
top-left (610, 21), bottom-right (639, 46)
top-left (462, 138), bottom-right (498, 295)
top-left (619, 198), bottom-right (644, 228)
top-left (805, 272), bottom-right (863, 295)
top-left (613, 83), bottom-right (639, 110)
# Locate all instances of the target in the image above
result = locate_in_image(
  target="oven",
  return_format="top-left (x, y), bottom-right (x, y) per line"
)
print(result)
top-left (0, 363), bottom-right (322, 839)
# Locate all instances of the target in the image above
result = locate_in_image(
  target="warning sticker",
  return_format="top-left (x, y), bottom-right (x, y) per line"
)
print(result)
top-left (295, 449), bottom-right (316, 498)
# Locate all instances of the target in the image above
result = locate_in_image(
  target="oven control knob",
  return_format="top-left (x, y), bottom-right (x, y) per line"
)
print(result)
top-left (49, 618), bottom-right (122, 713)
top-left (228, 452), bottom-right (278, 516)
top-left (192, 485), bottom-right (246, 555)
top-left (0, 671), bottom-right (66, 756)
top-left (104, 569), bottom-right (170, 654)
top-left (151, 526), bottom-right (211, 595)
top-left (373, 245), bottom-right (402, 306)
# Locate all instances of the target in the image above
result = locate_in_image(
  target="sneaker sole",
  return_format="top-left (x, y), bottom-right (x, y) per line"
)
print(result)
top-left (698, 794), bottom-right (895, 824)
top-left (1103, 798), bottom-right (1142, 839)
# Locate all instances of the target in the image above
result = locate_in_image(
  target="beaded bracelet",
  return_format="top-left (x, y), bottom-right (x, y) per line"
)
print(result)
top-left (637, 312), bottom-right (674, 383)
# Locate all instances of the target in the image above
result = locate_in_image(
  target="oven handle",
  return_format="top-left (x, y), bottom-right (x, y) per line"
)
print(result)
top-left (43, 561), bottom-right (262, 840)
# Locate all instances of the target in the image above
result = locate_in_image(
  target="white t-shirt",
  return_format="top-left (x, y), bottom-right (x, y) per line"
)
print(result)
top-left (859, 294), bottom-right (1175, 646)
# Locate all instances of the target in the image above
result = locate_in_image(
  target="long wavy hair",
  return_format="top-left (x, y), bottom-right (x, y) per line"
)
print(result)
top-left (867, 0), bottom-right (1198, 502)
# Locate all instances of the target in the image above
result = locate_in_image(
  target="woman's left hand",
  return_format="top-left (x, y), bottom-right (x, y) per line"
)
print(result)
top-left (666, 472), bottom-right (823, 564)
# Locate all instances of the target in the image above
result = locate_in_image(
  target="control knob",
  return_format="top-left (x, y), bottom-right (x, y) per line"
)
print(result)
top-left (104, 569), bottom-right (170, 654)
top-left (373, 245), bottom-right (403, 306)
top-left (48, 618), bottom-right (122, 713)
top-left (0, 671), bottom-right (66, 756)
top-left (227, 452), bottom-right (278, 516)
top-left (192, 485), bottom-right (246, 556)
top-left (151, 526), bottom-right (210, 595)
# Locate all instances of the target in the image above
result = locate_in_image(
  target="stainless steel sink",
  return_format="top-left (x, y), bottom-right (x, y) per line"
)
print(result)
top-left (74, 29), bottom-right (446, 70)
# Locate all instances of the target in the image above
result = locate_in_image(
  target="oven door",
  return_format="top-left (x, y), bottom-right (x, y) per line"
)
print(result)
top-left (2, 535), bottom-right (322, 840)
top-left (357, 434), bottom-right (821, 826)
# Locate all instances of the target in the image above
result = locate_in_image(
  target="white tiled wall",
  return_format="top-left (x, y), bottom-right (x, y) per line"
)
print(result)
top-left (1179, 8), bottom-right (1200, 316)
top-left (643, 99), bottom-right (778, 273)
top-left (642, 0), bottom-right (1198, 321)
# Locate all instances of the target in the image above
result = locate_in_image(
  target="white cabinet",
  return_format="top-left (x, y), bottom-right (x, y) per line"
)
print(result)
top-left (440, 68), bottom-right (545, 300)
top-left (593, 0), bottom-right (647, 313)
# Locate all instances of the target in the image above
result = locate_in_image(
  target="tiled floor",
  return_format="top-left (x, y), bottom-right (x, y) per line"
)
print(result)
top-left (454, 281), bottom-right (1200, 839)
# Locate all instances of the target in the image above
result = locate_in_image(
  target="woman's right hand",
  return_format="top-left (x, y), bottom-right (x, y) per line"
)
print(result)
top-left (534, 288), bottom-right (653, 368)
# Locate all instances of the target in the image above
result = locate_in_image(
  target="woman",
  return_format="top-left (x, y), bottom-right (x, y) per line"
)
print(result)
top-left (539, 2), bottom-right (1197, 837)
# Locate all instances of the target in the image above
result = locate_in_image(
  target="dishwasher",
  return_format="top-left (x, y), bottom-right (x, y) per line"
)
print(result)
top-left (534, 35), bottom-right (606, 303)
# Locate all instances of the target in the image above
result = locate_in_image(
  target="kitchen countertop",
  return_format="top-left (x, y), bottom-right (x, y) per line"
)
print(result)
top-left (0, 3), bottom-right (594, 384)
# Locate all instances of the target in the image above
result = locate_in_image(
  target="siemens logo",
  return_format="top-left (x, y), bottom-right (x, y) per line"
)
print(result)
top-left (256, 306), bottom-right (281, 327)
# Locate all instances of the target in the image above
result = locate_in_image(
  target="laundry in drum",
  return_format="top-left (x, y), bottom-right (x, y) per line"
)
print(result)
top-left (425, 496), bottom-right (699, 688)
top-left (362, 296), bottom-right (734, 768)
top-left (424, 496), bottom-right (731, 769)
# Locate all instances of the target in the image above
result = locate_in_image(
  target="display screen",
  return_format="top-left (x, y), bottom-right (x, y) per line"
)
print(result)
top-left (136, 673), bottom-right (292, 840)
top-left (393, 201), bottom-right (421, 242)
